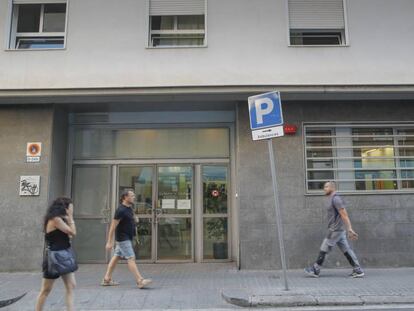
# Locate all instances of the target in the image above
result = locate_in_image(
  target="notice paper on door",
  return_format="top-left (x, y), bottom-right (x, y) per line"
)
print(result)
top-left (162, 199), bottom-right (175, 209)
top-left (177, 199), bottom-right (191, 210)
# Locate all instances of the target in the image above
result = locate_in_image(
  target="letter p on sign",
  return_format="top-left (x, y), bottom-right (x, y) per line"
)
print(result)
top-left (248, 91), bottom-right (283, 130)
top-left (255, 98), bottom-right (274, 124)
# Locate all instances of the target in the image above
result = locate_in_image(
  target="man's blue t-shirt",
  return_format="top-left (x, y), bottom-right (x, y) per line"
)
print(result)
top-left (114, 204), bottom-right (135, 242)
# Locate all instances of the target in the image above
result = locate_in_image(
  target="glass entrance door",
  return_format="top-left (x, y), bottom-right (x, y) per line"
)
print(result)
top-left (157, 166), bottom-right (193, 261)
top-left (72, 165), bottom-right (111, 263)
top-left (118, 165), bottom-right (194, 262)
top-left (118, 166), bottom-right (154, 261)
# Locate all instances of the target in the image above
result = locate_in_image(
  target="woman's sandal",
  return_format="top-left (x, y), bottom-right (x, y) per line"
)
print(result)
top-left (100, 278), bottom-right (120, 286)
top-left (137, 278), bottom-right (152, 289)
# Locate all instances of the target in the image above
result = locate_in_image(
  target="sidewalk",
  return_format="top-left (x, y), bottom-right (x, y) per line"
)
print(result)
top-left (0, 263), bottom-right (413, 310)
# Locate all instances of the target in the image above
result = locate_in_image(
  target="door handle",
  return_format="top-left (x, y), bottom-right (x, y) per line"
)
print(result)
top-left (101, 203), bottom-right (111, 224)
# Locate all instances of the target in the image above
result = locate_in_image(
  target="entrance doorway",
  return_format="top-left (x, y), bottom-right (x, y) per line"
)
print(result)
top-left (72, 163), bottom-right (230, 263)
top-left (119, 165), bottom-right (193, 262)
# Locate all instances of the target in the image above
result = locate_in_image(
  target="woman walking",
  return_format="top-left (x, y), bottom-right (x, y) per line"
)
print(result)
top-left (35, 197), bottom-right (78, 311)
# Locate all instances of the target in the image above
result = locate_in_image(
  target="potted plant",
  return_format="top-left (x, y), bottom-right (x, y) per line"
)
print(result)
top-left (205, 183), bottom-right (228, 259)
top-left (206, 218), bottom-right (228, 259)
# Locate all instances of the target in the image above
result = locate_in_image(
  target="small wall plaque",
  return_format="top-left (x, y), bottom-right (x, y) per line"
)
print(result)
top-left (26, 142), bottom-right (42, 163)
top-left (19, 176), bottom-right (40, 196)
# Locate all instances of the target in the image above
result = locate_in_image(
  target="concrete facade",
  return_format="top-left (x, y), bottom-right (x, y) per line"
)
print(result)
top-left (238, 101), bottom-right (414, 269)
top-left (0, 106), bottom-right (54, 271)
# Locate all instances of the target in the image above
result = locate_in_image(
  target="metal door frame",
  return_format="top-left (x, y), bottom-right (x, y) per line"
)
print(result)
top-left (199, 163), bottom-right (232, 263)
top-left (114, 161), bottom-right (231, 263)
top-left (116, 163), bottom-right (198, 263)
top-left (154, 164), bottom-right (195, 263)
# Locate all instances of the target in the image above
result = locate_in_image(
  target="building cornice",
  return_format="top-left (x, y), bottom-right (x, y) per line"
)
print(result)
top-left (0, 84), bottom-right (414, 104)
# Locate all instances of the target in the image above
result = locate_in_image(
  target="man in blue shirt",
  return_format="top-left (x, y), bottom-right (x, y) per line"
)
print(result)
top-left (101, 190), bottom-right (152, 288)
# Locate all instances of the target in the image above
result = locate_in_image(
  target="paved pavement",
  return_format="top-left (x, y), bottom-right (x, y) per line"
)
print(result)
top-left (0, 263), bottom-right (413, 310)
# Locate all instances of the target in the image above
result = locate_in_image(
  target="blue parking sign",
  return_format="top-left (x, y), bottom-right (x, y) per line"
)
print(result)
top-left (248, 91), bottom-right (283, 130)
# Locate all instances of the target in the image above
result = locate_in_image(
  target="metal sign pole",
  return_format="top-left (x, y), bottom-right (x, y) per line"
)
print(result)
top-left (267, 138), bottom-right (289, 291)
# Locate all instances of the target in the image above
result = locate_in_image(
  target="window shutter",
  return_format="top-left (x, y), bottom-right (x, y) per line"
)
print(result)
top-left (13, 0), bottom-right (66, 3)
top-left (288, 0), bottom-right (345, 29)
top-left (150, 0), bottom-right (205, 16)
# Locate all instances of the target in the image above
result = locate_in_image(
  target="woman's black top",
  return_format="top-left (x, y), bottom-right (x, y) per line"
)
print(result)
top-left (45, 229), bottom-right (70, 251)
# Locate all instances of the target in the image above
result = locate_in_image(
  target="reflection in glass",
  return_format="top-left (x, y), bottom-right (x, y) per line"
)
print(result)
top-left (157, 218), bottom-right (191, 260)
top-left (354, 146), bottom-right (397, 190)
top-left (158, 166), bottom-right (192, 215)
top-left (133, 218), bottom-right (152, 260)
top-left (16, 38), bottom-right (64, 49)
top-left (398, 129), bottom-right (414, 189)
top-left (152, 35), bottom-right (204, 47)
top-left (203, 218), bottom-right (228, 259)
top-left (119, 166), bottom-right (153, 215)
top-left (203, 166), bottom-right (228, 214)
top-left (73, 166), bottom-right (109, 217)
top-left (17, 4), bottom-right (41, 32)
top-left (177, 15), bottom-right (204, 30)
top-left (43, 3), bottom-right (66, 32)
top-left (74, 128), bottom-right (230, 159)
top-left (151, 16), bottom-right (174, 30)
top-left (352, 128), bottom-right (396, 190)
top-left (306, 129), bottom-right (335, 190)
top-left (73, 219), bottom-right (106, 262)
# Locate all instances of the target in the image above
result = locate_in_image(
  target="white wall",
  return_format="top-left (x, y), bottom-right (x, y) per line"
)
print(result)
top-left (0, 0), bottom-right (413, 89)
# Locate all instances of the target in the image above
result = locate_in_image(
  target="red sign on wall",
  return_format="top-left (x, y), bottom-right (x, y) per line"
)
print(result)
top-left (26, 142), bottom-right (42, 163)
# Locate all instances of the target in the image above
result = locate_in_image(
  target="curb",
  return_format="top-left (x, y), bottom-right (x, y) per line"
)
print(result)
top-left (222, 290), bottom-right (414, 308)
top-left (221, 289), bottom-right (251, 307)
top-left (0, 293), bottom-right (27, 309)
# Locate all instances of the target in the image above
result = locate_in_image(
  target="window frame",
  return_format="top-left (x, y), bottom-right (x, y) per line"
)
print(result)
top-left (146, 0), bottom-right (208, 49)
top-left (303, 122), bottom-right (414, 195)
top-left (7, 0), bottom-right (68, 51)
top-left (289, 29), bottom-right (345, 46)
top-left (149, 15), bottom-right (205, 48)
top-left (285, 0), bottom-right (350, 47)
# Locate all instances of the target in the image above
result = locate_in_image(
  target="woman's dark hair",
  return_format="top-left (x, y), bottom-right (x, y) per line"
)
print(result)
top-left (43, 197), bottom-right (73, 231)
top-left (119, 189), bottom-right (133, 204)
top-left (52, 197), bottom-right (73, 209)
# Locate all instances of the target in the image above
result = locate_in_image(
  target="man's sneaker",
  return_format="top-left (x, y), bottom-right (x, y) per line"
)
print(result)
top-left (349, 268), bottom-right (365, 278)
top-left (304, 264), bottom-right (320, 278)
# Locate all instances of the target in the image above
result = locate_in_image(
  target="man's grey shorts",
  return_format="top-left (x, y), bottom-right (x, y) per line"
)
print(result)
top-left (320, 230), bottom-right (352, 253)
top-left (114, 240), bottom-right (135, 259)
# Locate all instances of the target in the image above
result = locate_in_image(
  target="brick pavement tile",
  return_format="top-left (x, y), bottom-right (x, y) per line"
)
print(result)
top-left (316, 295), bottom-right (364, 306)
top-left (0, 264), bottom-right (413, 310)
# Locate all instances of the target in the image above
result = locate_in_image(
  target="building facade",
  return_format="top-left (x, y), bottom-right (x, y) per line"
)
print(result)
top-left (0, 0), bottom-right (414, 271)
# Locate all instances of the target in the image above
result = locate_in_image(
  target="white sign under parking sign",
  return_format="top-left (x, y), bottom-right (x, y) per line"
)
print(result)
top-left (251, 125), bottom-right (284, 141)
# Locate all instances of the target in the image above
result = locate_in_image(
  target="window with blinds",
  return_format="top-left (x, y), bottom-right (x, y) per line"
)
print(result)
top-left (304, 124), bottom-right (414, 193)
top-left (288, 0), bottom-right (346, 46)
top-left (9, 0), bottom-right (67, 49)
top-left (148, 0), bottom-right (206, 47)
